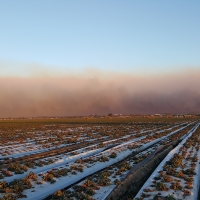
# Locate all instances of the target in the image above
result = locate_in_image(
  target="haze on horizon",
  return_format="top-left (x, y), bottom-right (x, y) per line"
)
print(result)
top-left (0, 66), bottom-right (200, 118)
top-left (0, 1), bottom-right (200, 117)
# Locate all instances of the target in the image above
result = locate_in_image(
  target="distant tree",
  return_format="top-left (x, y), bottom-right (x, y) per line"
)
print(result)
top-left (108, 113), bottom-right (113, 117)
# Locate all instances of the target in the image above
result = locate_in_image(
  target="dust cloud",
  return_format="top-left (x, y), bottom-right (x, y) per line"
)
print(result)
top-left (0, 68), bottom-right (200, 117)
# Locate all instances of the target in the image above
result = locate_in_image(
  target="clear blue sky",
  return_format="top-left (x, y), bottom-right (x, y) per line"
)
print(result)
top-left (0, 0), bottom-right (200, 74)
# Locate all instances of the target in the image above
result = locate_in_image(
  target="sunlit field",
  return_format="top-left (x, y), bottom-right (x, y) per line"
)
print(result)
top-left (0, 116), bottom-right (199, 200)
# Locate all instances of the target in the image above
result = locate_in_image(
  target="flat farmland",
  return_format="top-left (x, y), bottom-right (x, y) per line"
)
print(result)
top-left (0, 117), bottom-right (199, 200)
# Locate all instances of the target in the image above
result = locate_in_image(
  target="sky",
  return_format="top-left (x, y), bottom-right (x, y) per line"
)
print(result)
top-left (0, 1), bottom-right (200, 117)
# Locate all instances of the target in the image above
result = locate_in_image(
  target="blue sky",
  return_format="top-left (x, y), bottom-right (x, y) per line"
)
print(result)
top-left (0, 0), bottom-right (200, 75)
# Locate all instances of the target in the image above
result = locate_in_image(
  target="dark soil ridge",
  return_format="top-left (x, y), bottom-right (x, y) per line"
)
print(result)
top-left (106, 124), bottom-right (198, 200)
top-left (106, 141), bottom-right (179, 200)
